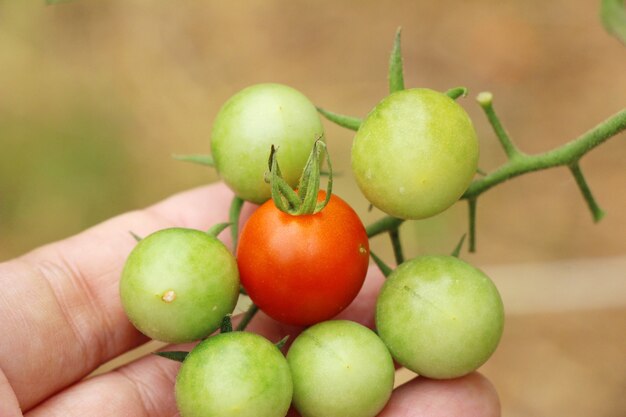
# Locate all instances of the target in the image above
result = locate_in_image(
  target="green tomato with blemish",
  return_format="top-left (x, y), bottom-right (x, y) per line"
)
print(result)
top-left (211, 83), bottom-right (324, 204)
top-left (351, 88), bottom-right (479, 219)
top-left (287, 320), bottom-right (395, 417)
top-left (119, 227), bottom-right (239, 343)
top-left (176, 332), bottom-right (293, 417)
top-left (375, 255), bottom-right (504, 379)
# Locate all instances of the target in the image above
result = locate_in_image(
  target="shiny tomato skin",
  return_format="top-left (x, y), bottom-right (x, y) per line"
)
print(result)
top-left (237, 192), bottom-right (369, 326)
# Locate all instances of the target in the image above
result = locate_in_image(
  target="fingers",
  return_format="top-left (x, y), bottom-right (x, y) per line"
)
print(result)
top-left (26, 348), bottom-right (499, 417)
top-left (0, 183), bottom-right (252, 410)
top-left (24, 347), bottom-right (185, 417)
top-left (0, 367), bottom-right (22, 417)
top-left (379, 373), bottom-right (501, 417)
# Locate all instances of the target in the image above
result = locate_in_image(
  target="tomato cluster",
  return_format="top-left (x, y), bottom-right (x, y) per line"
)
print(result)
top-left (118, 82), bottom-right (504, 417)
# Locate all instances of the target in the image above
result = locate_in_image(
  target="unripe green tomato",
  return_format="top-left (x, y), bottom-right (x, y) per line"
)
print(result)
top-left (211, 83), bottom-right (324, 204)
top-left (287, 320), bottom-right (395, 417)
top-left (351, 88), bottom-right (479, 219)
top-left (119, 228), bottom-right (239, 343)
top-left (376, 255), bottom-right (504, 379)
top-left (175, 332), bottom-right (293, 417)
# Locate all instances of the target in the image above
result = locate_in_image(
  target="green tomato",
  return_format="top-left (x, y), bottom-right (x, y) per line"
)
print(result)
top-left (376, 255), bottom-right (504, 379)
top-left (119, 228), bottom-right (239, 343)
top-left (211, 83), bottom-right (324, 204)
top-left (287, 320), bottom-right (395, 417)
top-left (351, 88), bottom-right (479, 219)
top-left (176, 332), bottom-right (293, 417)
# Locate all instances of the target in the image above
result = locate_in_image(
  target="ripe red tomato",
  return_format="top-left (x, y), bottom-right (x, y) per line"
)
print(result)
top-left (237, 191), bottom-right (369, 326)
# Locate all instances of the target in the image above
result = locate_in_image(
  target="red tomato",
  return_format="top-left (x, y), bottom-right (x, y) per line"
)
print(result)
top-left (237, 191), bottom-right (370, 326)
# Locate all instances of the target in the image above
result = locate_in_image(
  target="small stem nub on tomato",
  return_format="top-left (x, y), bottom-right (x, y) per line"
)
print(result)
top-left (266, 137), bottom-right (333, 216)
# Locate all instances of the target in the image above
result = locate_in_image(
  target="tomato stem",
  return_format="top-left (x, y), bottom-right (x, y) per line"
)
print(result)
top-left (316, 107), bottom-right (362, 131)
top-left (476, 92), bottom-right (524, 160)
top-left (451, 233), bottom-right (467, 258)
top-left (229, 196), bottom-right (244, 252)
top-left (154, 351), bottom-right (188, 363)
top-left (206, 222), bottom-right (231, 238)
top-left (171, 153), bottom-right (215, 167)
top-left (463, 108), bottom-right (626, 197)
top-left (370, 250), bottom-right (393, 278)
top-left (467, 199), bottom-right (477, 252)
top-left (388, 228), bottom-right (404, 265)
top-left (568, 162), bottom-right (606, 222)
top-left (236, 302), bottom-right (259, 331)
top-left (366, 216), bottom-right (404, 238)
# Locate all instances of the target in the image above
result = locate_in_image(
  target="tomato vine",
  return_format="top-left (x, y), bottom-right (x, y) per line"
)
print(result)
top-left (320, 28), bottom-right (626, 254)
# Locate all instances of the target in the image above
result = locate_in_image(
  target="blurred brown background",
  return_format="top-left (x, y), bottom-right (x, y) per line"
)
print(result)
top-left (1, 1), bottom-right (625, 416)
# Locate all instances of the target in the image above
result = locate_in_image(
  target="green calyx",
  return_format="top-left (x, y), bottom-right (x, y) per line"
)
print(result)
top-left (266, 138), bottom-right (333, 215)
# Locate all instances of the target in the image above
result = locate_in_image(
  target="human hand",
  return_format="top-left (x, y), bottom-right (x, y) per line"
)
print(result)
top-left (0, 183), bottom-right (500, 417)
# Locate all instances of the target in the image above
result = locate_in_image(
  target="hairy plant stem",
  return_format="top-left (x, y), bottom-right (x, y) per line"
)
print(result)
top-left (365, 108), bottom-right (626, 250)
top-left (463, 108), bottom-right (626, 198)
top-left (467, 199), bottom-right (477, 252)
top-left (389, 228), bottom-right (404, 265)
top-left (206, 222), bottom-right (231, 237)
top-left (366, 216), bottom-right (404, 238)
top-left (370, 250), bottom-right (393, 278)
top-left (476, 92), bottom-right (521, 159)
top-left (568, 162), bottom-right (606, 222)
top-left (229, 196), bottom-right (244, 252)
top-left (451, 233), bottom-right (467, 258)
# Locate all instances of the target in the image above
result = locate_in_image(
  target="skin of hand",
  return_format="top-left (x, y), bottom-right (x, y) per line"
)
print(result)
top-left (0, 183), bottom-right (500, 417)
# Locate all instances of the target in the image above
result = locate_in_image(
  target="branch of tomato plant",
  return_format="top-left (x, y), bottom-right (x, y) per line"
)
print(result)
top-left (388, 228), bottom-right (404, 265)
top-left (451, 234), bottom-right (467, 258)
top-left (476, 92), bottom-right (522, 160)
top-left (322, 28), bottom-right (626, 258)
top-left (366, 104), bottom-right (626, 251)
top-left (464, 96), bottom-right (626, 249)
top-left (229, 196), bottom-right (244, 252)
top-left (370, 250), bottom-right (393, 277)
top-left (370, 232), bottom-right (468, 277)
top-left (206, 222), bottom-right (231, 237)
